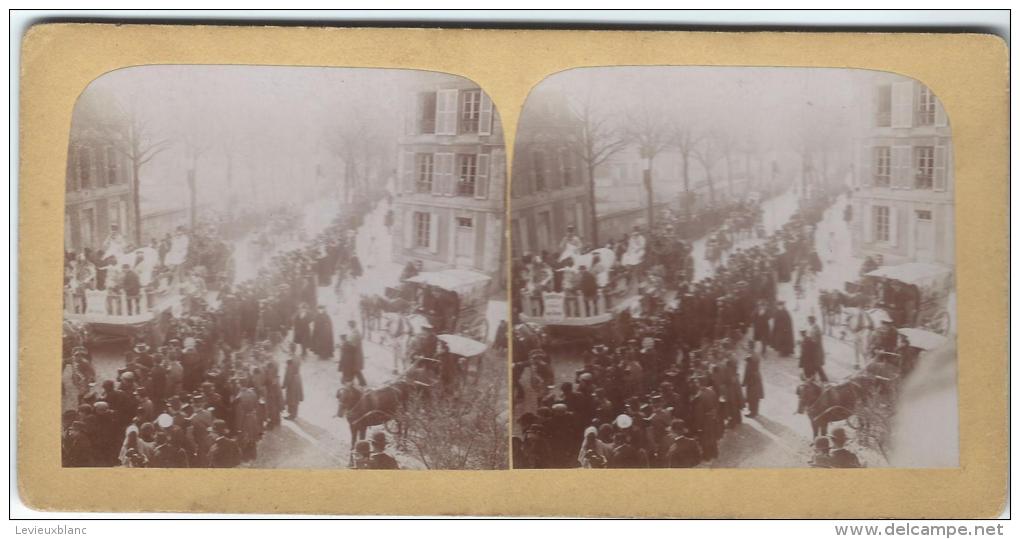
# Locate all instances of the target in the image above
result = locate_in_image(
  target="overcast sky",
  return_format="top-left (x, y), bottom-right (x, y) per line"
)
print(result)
top-left (74, 66), bottom-right (459, 211)
top-left (530, 66), bottom-right (906, 153)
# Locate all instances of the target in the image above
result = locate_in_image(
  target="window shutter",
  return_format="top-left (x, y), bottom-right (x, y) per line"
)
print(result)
top-left (859, 145), bottom-right (872, 188)
top-left (403, 211), bottom-right (414, 251)
top-left (401, 151), bottom-right (416, 194)
top-left (474, 153), bottom-right (490, 200)
top-left (888, 207), bottom-right (899, 247)
top-left (431, 153), bottom-right (448, 196)
top-left (933, 143), bottom-right (948, 192)
top-left (891, 81), bottom-right (913, 128)
top-left (892, 145), bottom-right (911, 189)
top-left (934, 98), bottom-right (948, 127)
top-left (863, 204), bottom-right (873, 243)
top-left (405, 94), bottom-right (418, 136)
top-left (479, 92), bottom-right (493, 135)
top-left (428, 212), bottom-right (440, 254)
top-left (436, 89), bottom-right (458, 135)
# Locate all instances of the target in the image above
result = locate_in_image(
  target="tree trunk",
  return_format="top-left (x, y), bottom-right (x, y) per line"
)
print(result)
top-left (681, 152), bottom-right (692, 218)
top-left (187, 169), bottom-right (197, 229)
top-left (225, 153), bottom-right (234, 218)
top-left (726, 153), bottom-right (734, 198)
top-left (644, 155), bottom-right (655, 230)
top-left (131, 161), bottom-right (142, 246)
top-left (587, 163), bottom-right (599, 246)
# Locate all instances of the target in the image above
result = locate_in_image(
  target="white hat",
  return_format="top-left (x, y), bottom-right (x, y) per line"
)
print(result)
top-left (614, 414), bottom-right (633, 429)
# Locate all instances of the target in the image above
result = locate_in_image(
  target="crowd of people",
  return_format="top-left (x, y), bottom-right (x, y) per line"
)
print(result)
top-left (513, 187), bottom-right (871, 469)
top-left (60, 194), bottom-right (402, 469)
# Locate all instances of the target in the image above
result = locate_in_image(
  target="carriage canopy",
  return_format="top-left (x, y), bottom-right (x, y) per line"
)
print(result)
top-left (405, 269), bottom-right (491, 294)
top-left (865, 262), bottom-right (953, 289)
top-left (897, 327), bottom-right (949, 351)
top-left (438, 334), bottom-right (488, 357)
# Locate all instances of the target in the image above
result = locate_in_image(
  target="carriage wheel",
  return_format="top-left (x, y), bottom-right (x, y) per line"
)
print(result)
top-left (383, 416), bottom-right (401, 435)
top-left (844, 409), bottom-right (871, 432)
top-left (476, 319), bottom-right (490, 342)
top-left (933, 311), bottom-right (952, 336)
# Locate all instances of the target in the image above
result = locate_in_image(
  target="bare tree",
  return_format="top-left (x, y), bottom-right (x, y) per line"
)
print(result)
top-left (623, 104), bottom-right (672, 229)
top-left (110, 114), bottom-right (172, 245)
top-left (181, 135), bottom-right (208, 229)
top-left (670, 127), bottom-right (702, 216)
top-left (692, 133), bottom-right (726, 204)
top-left (566, 96), bottom-right (627, 246)
top-left (394, 381), bottom-right (508, 470)
top-left (325, 116), bottom-right (387, 204)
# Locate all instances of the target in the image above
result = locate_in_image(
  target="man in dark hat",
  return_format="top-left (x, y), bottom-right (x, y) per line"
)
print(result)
top-left (742, 349), bottom-right (765, 418)
top-left (692, 376), bottom-right (720, 461)
top-left (291, 303), bottom-right (313, 358)
top-left (664, 419), bottom-right (702, 468)
top-left (346, 320), bottom-right (367, 387)
top-left (282, 357), bottom-right (304, 420)
top-left (828, 427), bottom-right (863, 468)
top-left (62, 420), bottom-right (95, 467)
top-left (338, 334), bottom-right (360, 386)
top-left (368, 431), bottom-right (399, 469)
top-left (351, 440), bottom-right (372, 469)
top-left (207, 419), bottom-right (242, 468)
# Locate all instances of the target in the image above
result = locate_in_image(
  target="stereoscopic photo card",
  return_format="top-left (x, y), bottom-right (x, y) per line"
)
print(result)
top-left (16, 24), bottom-right (1008, 517)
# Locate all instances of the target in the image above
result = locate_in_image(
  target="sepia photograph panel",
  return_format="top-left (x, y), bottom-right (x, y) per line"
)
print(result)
top-left (510, 67), bottom-right (957, 470)
top-left (60, 66), bottom-right (508, 470)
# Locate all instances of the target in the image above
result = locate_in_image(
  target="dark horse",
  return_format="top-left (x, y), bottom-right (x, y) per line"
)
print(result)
top-left (335, 363), bottom-right (436, 463)
top-left (796, 378), bottom-right (867, 439)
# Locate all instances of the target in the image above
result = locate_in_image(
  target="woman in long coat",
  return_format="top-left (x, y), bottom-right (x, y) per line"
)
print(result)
top-left (742, 352), bottom-right (764, 418)
top-left (771, 301), bottom-right (795, 357)
top-left (311, 306), bottom-right (335, 360)
top-left (283, 358), bottom-right (304, 420)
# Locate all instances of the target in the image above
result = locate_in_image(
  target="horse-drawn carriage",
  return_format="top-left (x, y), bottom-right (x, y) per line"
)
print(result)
top-left (799, 263), bottom-right (955, 457)
top-left (857, 262), bottom-right (954, 336)
top-left (404, 269), bottom-right (493, 342)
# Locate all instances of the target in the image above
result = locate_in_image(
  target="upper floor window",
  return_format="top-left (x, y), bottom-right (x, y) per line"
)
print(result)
top-left (914, 146), bottom-right (935, 189)
top-left (415, 153), bottom-right (434, 193)
top-left (873, 205), bottom-right (890, 243)
top-left (415, 88), bottom-right (491, 136)
top-left (873, 146), bottom-right (891, 188)
top-left (459, 90), bottom-right (481, 134)
top-left (76, 146), bottom-right (92, 190)
top-left (413, 211), bottom-right (431, 249)
top-left (875, 84), bottom-right (892, 127)
top-left (417, 92), bottom-right (437, 135)
top-left (916, 85), bottom-right (936, 126)
top-left (456, 154), bottom-right (478, 197)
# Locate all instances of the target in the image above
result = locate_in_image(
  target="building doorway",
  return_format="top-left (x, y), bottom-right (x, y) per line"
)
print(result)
top-left (455, 216), bottom-right (475, 267)
top-left (914, 209), bottom-right (934, 262)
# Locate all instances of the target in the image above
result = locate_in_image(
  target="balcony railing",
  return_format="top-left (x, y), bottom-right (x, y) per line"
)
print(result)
top-left (63, 288), bottom-right (164, 318)
top-left (519, 276), bottom-right (639, 322)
